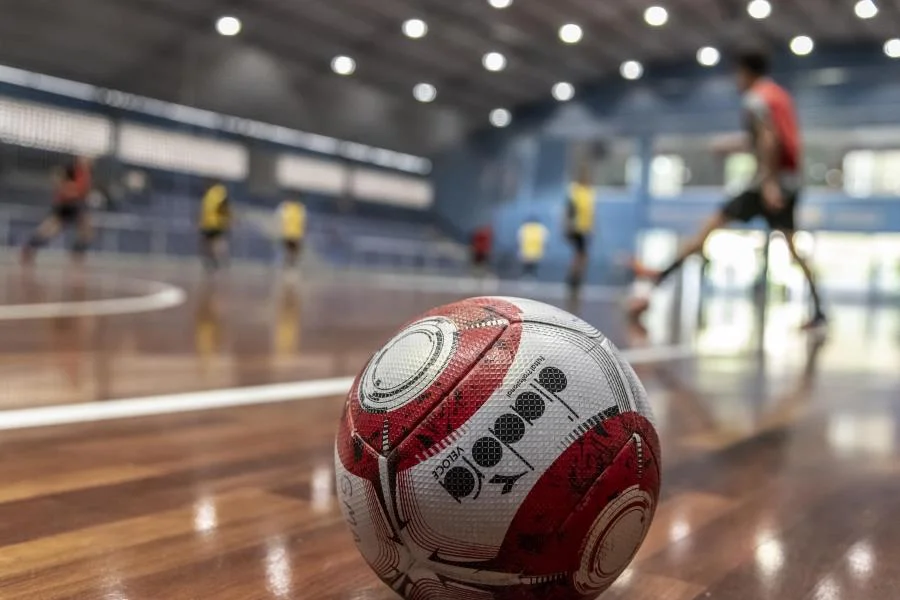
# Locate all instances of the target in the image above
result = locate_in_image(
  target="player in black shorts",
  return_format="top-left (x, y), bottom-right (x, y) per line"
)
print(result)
top-left (21, 157), bottom-right (93, 265)
top-left (631, 49), bottom-right (826, 330)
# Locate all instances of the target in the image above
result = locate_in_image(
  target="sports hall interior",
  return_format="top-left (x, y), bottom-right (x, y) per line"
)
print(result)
top-left (0, 1), bottom-right (899, 599)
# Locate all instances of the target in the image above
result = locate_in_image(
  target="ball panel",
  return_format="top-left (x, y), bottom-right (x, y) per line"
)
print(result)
top-left (472, 296), bottom-right (604, 339)
top-left (491, 412), bottom-right (659, 579)
top-left (604, 338), bottom-right (657, 430)
top-left (335, 445), bottom-right (409, 583)
top-left (349, 299), bottom-right (516, 453)
top-left (393, 321), bottom-right (635, 565)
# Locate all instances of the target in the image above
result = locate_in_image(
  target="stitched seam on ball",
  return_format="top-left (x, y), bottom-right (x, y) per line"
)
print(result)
top-left (350, 321), bottom-right (515, 457)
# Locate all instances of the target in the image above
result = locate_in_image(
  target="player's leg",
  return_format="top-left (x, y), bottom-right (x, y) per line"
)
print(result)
top-left (285, 240), bottom-right (299, 268)
top-left (638, 210), bottom-right (730, 285)
top-left (71, 209), bottom-right (92, 264)
top-left (567, 234), bottom-right (589, 291)
top-left (215, 234), bottom-right (230, 269)
top-left (21, 214), bottom-right (63, 264)
top-left (778, 229), bottom-right (827, 329)
top-left (201, 231), bottom-right (218, 271)
top-left (635, 189), bottom-right (758, 285)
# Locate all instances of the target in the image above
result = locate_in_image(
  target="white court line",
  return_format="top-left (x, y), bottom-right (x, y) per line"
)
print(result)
top-left (0, 344), bottom-right (694, 431)
top-left (0, 280), bottom-right (186, 321)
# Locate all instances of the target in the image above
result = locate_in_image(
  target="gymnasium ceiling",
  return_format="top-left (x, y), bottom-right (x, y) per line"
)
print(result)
top-left (0, 0), bottom-right (895, 155)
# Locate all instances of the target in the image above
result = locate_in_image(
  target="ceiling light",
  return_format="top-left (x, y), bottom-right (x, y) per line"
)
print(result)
top-left (790, 35), bottom-right (814, 56)
top-left (403, 18), bottom-right (428, 39)
top-left (621, 60), bottom-right (644, 80)
top-left (216, 16), bottom-right (242, 36)
top-left (413, 83), bottom-right (437, 103)
top-left (747, 0), bottom-right (772, 19)
top-left (885, 38), bottom-right (900, 58)
top-left (483, 51), bottom-right (507, 72)
top-left (331, 56), bottom-right (356, 76)
top-left (855, 0), bottom-right (879, 19)
top-left (488, 0), bottom-right (512, 8)
top-left (490, 108), bottom-right (512, 128)
top-left (644, 6), bottom-right (669, 26)
top-left (552, 82), bottom-right (575, 102)
top-left (697, 46), bottom-right (721, 67)
top-left (559, 23), bottom-right (583, 44)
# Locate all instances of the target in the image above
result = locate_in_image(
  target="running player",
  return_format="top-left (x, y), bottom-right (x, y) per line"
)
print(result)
top-left (566, 163), bottom-right (596, 295)
top-left (517, 216), bottom-right (549, 278)
top-left (631, 48), bottom-right (827, 330)
top-left (21, 156), bottom-right (93, 265)
top-left (278, 197), bottom-right (306, 268)
top-left (199, 181), bottom-right (231, 271)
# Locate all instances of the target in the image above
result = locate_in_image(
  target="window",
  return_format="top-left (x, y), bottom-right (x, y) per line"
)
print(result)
top-left (724, 153), bottom-right (756, 194)
top-left (351, 169), bottom-right (433, 209)
top-left (593, 140), bottom-right (639, 187)
top-left (276, 155), bottom-right (348, 195)
top-left (843, 150), bottom-right (900, 197)
top-left (0, 98), bottom-right (111, 156)
top-left (649, 154), bottom-right (685, 198)
top-left (118, 124), bottom-right (248, 180)
top-left (652, 134), bottom-right (727, 192)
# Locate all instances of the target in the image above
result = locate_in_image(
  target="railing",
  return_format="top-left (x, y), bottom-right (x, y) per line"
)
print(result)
top-left (0, 204), bottom-right (470, 274)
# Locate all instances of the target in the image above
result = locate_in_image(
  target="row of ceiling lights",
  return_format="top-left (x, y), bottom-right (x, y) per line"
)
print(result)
top-left (214, 0), bottom-right (898, 129)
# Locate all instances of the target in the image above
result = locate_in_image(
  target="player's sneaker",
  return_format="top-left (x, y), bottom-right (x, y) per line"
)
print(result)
top-left (800, 313), bottom-right (828, 332)
top-left (629, 258), bottom-right (662, 282)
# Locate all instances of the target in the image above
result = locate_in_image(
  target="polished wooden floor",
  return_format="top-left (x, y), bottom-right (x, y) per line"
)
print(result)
top-left (1, 257), bottom-right (899, 599)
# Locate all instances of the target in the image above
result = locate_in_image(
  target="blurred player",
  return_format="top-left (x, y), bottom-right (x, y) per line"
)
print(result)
top-left (630, 48), bottom-right (827, 330)
top-left (470, 224), bottom-right (493, 276)
top-left (566, 163), bottom-right (596, 295)
top-left (21, 156), bottom-right (93, 265)
top-left (278, 197), bottom-right (306, 269)
top-left (517, 216), bottom-right (548, 278)
top-left (199, 181), bottom-right (231, 271)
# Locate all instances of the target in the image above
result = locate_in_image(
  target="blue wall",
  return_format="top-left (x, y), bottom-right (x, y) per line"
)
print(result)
top-left (433, 43), bottom-right (900, 282)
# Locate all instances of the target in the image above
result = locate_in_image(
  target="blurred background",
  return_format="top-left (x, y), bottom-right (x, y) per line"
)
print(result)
top-left (0, 0), bottom-right (899, 298)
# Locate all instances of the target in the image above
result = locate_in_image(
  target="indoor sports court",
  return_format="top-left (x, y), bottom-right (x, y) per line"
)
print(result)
top-left (2, 1), bottom-right (900, 599)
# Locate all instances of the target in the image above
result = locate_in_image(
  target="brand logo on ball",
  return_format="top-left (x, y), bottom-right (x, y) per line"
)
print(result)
top-left (359, 317), bottom-right (458, 412)
top-left (438, 364), bottom-right (577, 502)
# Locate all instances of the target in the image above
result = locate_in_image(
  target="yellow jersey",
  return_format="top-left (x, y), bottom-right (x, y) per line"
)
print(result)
top-left (280, 201), bottom-right (306, 241)
top-left (200, 184), bottom-right (229, 231)
top-left (568, 183), bottom-right (595, 234)
top-left (518, 222), bottom-right (549, 262)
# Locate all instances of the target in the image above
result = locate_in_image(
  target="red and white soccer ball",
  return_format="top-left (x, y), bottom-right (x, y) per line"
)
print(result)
top-left (335, 297), bottom-right (660, 600)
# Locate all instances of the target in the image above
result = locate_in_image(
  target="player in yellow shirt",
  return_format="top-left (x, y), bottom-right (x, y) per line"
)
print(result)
top-left (278, 198), bottom-right (306, 268)
top-left (518, 217), bottom-right (549, 278)
top-left (566, 164), bottom-right (596, 295)
top-left (199, 182), bottom-right (231, 271)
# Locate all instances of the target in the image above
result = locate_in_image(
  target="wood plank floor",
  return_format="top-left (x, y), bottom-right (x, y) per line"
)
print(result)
top-left (1, 259), bottom-right (898, 599)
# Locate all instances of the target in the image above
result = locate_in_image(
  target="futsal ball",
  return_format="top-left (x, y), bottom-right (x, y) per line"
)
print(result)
top-left (335, 297), bottom-right (660, 600)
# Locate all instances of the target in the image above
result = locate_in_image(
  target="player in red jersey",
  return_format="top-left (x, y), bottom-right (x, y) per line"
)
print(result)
top-left (631, 48), bottom-right (826, 330)
top-left (21, 156), bottom-right (94, 265)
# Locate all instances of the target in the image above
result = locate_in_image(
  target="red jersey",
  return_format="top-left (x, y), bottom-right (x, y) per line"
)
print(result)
top-left (56, 161), bottom-right (92, 206)
top-left (743, 79), bottom-right (801, 173)
top-left (471, 226), bottom-right (493, 256)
